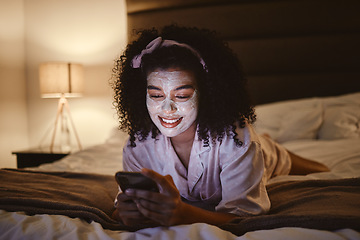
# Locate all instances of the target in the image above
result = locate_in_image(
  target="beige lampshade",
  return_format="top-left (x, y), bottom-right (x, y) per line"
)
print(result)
top-left (39, 62), bottom-right (84, 98)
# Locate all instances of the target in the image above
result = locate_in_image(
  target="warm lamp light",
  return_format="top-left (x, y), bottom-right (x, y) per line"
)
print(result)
top-left (39, 62), bottom-right (83, 152)
top-left (39, 62), bottom-right (83, 98)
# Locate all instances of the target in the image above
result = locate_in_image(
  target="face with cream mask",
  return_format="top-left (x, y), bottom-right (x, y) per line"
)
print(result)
top-left (146, 69), bottom-right (198, 138)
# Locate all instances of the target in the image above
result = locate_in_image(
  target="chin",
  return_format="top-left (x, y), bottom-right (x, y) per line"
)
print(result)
top-left (159, 128), bottom-right (183, 138)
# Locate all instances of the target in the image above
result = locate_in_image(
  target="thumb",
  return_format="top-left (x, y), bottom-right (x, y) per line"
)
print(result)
top-left (141, 168), bottom-right (178, 196)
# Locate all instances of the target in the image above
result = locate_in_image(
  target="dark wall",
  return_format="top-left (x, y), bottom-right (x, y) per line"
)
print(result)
top-left (126, 0), bottom-right (360, 104)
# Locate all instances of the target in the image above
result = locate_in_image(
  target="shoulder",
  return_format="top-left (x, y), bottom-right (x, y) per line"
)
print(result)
top-left (217, 122), bottom-right (262, 164)
top-left (123, 134), bottom-right (165, 171)
top-left (123, 134), bottom-right (160, 155)
top-left (234, 122), bottom-right (260, 146)
top-left (218, 122), bottom-right (260, 149)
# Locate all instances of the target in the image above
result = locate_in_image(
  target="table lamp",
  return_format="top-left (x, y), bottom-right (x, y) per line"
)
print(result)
top-left (39, 62), bottom-right (84, 152)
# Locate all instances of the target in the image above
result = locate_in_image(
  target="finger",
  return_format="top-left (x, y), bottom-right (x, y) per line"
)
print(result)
top-left (141, 168), bottom-right (165, 184)
top-left (126, 189), bottom-right (181, 223)
top-left (114, 206), bottom-right (145, 226)
top-left (119, 210), bottom-right (143, 219)
top-left (135, 201), bottom-right (172, 226)
top-left (141, 169), bottom-right (178, 196)
top-left (135, 197), bottom-right (177, 213)
top-left (117, 192), bottom-right (133, 202)
top-left (125, 188), bottom-right (177, 208)
top-left (116, 200), bottom-right (139, 211)
top-left (125, 188), bottom-right (159, 202)
top-left (120, 209), bottom-right (161, 228)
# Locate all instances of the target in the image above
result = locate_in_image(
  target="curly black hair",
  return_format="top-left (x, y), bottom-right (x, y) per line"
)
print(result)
top-left (111, 25), bottom-right (256, 147)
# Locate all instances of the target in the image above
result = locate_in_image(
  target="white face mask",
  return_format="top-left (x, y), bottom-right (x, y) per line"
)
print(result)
top-left (146, 69), bottom-right (198, 138)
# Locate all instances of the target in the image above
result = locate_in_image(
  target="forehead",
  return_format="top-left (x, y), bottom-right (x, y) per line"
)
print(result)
top-left (146, 69), bottom-right (196, 87)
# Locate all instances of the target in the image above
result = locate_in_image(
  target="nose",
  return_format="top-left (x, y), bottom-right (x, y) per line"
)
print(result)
top-left (161, 99), bottom-right (177, 113)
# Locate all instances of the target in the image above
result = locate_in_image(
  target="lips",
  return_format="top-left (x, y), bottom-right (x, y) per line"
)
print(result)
top-left (159, 116), bottom-right (183, 128)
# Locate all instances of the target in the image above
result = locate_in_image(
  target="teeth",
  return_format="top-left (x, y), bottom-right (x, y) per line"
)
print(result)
top-left (161, 118), bottom-right (180, 124)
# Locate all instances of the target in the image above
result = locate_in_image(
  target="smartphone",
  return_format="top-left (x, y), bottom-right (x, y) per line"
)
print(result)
top-left (115, 171), bottom-right (159, 192)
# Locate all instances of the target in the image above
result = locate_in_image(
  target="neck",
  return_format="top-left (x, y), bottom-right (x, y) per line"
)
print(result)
top-left (170, 122), bottom-right (197, 169)
top-left (170, 122), bottom-right (196, 146)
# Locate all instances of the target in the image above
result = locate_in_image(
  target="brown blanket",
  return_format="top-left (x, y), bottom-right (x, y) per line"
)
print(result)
top-left (0, 168), bottom-right (133, 231)
top-left (220, 177), bottom-right (360, 235)
top-left (1, 168), bottom-right (360, 235)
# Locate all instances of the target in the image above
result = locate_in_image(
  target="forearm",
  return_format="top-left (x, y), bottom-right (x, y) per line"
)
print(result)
top-left (125, 169), bottom-right (239, 227)
top-left (176, 201), bottom-right (237, 226)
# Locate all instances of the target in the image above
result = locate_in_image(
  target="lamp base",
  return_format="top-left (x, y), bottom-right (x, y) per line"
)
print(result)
top-left (50, 94), bottom-right (82, 153)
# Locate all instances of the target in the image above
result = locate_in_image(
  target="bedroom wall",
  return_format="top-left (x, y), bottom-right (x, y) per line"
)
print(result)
top-left (25, 0), bottom-right (128, 150)
top-left (0, 0), bottom-right (128, 168)
top-left (126, 0), bottom-right (360, 105)
top-left (0, 0), bottom-right (28, 168)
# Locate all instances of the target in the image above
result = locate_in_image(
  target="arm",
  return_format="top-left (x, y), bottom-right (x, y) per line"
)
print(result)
top-left (118, 168), bottom-right (237, 227)
top-left (216, 124), bottom-right (271, 216)
top-left (113, 141), bottom-right (162, 227)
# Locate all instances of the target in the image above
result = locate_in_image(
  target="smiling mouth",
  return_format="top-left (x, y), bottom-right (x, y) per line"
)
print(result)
top-left (159, 117), bottom-right (183, 128)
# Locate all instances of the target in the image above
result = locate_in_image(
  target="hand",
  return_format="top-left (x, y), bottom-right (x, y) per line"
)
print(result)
top-left (112, 191), bottom-right (156, 227)
top-left (115, 169), bottom-right (237, 227)
top-left (124, 168), bottom-right (186, 226)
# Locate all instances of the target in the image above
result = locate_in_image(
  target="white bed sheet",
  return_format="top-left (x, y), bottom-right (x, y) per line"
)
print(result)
top-left (1, 138), bottom-right (359, 240)
top-left (269, 138), bottom-right (360, 184)
top-left (1, 93), bottom-right (360, 240)
top-left (29, 128), bottom-right (128, 175)
top-left (1, 210), bottom-right (359, 240)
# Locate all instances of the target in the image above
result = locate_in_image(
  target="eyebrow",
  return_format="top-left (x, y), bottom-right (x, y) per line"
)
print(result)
top-left (147, 85), bottom-right (161, 90)
top-left (175, 85), bottom-right (195, 91)
top-left (147, 85), bottom-right (195, 91)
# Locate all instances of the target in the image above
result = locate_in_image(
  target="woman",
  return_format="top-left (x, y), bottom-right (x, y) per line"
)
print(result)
top-left (111, 25), bottom-right (328, 227)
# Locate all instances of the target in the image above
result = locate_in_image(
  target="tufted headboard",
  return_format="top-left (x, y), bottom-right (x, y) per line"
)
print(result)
top-left (125, 0), bottom-right (360, 105)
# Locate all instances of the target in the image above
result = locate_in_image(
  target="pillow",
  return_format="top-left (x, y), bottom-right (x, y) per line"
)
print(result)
top-left (318, 106), bottom-right (360, 140)
top-left (254, 92), bottom-right (360, 142)
top-left (255, 98), bottom-right (323, 142)
top-left (276, 103), bottom-right (323, 143)
top-left (322, 92), bottom-right (360, 107)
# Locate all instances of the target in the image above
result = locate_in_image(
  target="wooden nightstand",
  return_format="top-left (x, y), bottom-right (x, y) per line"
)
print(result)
top-left (12, 148), bottom-right (70, 168)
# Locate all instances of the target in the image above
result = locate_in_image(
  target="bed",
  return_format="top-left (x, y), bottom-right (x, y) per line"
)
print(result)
top-left (1, 0), bottom-right (360, 239)
top-left (1, 92), bottom-right (360, 239)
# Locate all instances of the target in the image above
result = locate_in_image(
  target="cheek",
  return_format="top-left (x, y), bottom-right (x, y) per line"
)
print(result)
top-left (177, 103), bottom-right (196, 115)
top-left (146, 97), bottom-right (161, 115)
top-left (177, 97), bottom-right (198, 117)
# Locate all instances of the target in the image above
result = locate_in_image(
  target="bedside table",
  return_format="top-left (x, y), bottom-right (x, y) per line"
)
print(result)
top-left (12, 148), bottom-right (70, 168)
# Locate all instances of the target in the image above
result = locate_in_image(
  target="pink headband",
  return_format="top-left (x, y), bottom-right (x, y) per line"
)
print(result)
top-left (131, 37), bottom-right (207, 71)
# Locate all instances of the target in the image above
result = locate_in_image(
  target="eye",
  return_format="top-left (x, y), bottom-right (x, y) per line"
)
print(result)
top-left (175, 95), bottom-right (190, 100)
top-left (150, 94), bottom-right (164, 99)
top-left (173, 88), bottom-right (194, 102)
top-left (148, 88), bottom-right (165, 101)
